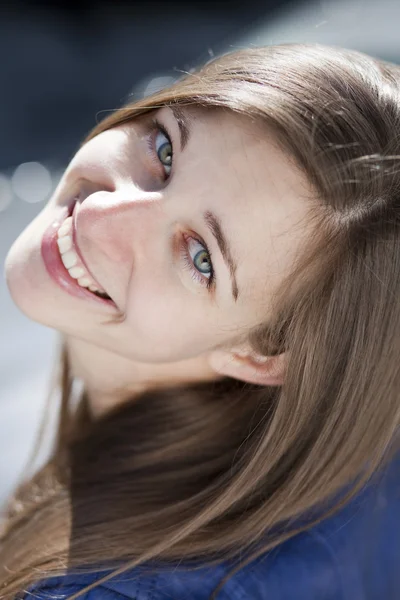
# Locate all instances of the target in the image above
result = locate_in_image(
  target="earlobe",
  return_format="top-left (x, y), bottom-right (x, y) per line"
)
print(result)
top-left (207, 349), bottom-right (286, 386)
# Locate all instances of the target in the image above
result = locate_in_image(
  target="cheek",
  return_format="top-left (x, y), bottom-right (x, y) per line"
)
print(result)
top-left (124, 285), bottom-right (219, 362)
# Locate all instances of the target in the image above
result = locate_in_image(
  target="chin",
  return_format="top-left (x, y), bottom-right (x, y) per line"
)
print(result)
top-left (6, 224), bottom-right (40, 317)
top-left (5, 211), bottom-right (59, 326)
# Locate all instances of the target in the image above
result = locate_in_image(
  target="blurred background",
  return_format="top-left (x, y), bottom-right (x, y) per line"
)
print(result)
top-left (1, 0), bottom-right (399, 509)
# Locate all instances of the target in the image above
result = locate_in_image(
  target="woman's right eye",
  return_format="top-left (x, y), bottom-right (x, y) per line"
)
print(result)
top-left (154, 127), bottom-right (173, 179)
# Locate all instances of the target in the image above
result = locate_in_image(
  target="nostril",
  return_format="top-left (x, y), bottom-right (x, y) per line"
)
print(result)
top-left (78, 178), bottom-right (115, 202)
top-left (67, 196), bottom-right (80, 217)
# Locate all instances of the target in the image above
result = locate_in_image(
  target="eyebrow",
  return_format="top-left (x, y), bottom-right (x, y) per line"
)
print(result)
top-left (169, 105), bottom-right (191, 151)
top-left (168, 107), bottom-right (239, 301)
top-left (204, 210), bottom-right (239, 302)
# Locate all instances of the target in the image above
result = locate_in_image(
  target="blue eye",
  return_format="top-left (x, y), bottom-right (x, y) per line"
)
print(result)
top-left (154, 129), bottom-right (173, 177)
top-left (182, 236), bottom-right (214, 290)
top-left (191, 244), bottom-right (212, 277)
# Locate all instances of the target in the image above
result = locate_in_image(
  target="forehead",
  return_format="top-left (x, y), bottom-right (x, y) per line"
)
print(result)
top-left (186, 107), bottom-right (309, 203)
top-left (181, 107), bottom-right (314, 315)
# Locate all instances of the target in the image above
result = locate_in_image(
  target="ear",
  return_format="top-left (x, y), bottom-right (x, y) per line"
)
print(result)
top-left (207, 346), bottom-right (286, 386)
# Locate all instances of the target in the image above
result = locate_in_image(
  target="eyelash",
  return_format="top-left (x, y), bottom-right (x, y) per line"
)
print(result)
top-left (146, 118), bottom-right (174, 181)
top-left (180, 234), bottom-right (215, 290)
top-left (146, 116), bottom-right (216, 291)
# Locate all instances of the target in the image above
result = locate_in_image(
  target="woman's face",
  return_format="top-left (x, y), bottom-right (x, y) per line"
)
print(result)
top-left (5, 106), bottom-right (312, 363)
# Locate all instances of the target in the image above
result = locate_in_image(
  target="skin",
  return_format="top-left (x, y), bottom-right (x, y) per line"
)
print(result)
top-left (5, 106), bottom-right (313, 417)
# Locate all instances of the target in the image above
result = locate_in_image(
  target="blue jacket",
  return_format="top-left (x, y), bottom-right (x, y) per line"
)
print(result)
top-left (26, 453), bottom-right (400, 599)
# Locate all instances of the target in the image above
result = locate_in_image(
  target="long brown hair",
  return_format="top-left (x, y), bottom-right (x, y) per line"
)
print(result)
top-left (1, 43), bottom-right (400, 599)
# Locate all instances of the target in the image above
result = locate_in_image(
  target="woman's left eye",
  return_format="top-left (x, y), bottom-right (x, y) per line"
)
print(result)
top-left (182, 236), bottom-right (215, 290)
top-left (154, 128), bottom-right (173, 178)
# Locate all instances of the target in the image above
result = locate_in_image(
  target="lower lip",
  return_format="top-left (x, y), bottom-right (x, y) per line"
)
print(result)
top-left (41, 202), bottom-right (116, 308)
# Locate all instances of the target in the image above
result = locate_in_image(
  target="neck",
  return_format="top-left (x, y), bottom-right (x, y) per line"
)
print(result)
top-left (65, 336), bottom-right (221, 419)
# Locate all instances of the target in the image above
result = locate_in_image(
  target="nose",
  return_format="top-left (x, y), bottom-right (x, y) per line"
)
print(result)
top-left (75, 181), bottom-right (166, 266)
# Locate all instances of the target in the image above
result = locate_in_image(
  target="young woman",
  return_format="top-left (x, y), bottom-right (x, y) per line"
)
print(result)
top-left (1, 42), bottom-right (399, 599)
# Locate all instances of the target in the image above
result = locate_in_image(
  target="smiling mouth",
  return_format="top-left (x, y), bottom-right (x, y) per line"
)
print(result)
top-left (58, 198), bottom-right (112, 301)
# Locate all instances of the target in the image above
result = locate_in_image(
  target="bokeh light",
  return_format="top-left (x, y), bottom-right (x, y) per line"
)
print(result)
top-left (11, 162), bottom-right (52, 204)
top-left (142, 75), bottom-right (177, 98)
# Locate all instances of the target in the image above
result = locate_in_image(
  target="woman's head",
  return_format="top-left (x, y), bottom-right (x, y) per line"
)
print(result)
top-left (1, 43), bottom-right (400, 599)
top-left (5, 53), bottom-right (322, 391)
top-left (5, 103), bottom-right (312, 374)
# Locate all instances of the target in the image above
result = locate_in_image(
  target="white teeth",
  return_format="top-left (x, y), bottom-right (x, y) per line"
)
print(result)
top-left (57, 235), bottom-right (72, 253)
top-left (68, 266), bottom-right (85, 279)
top-left (56, 213), bottom-right (109, 297)
top-left (57, 216), bottom-right (72, 237)
top-left (78, 277), bottom-right (92, 287)
top-left (61, 250), bottom-right (78, 269)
